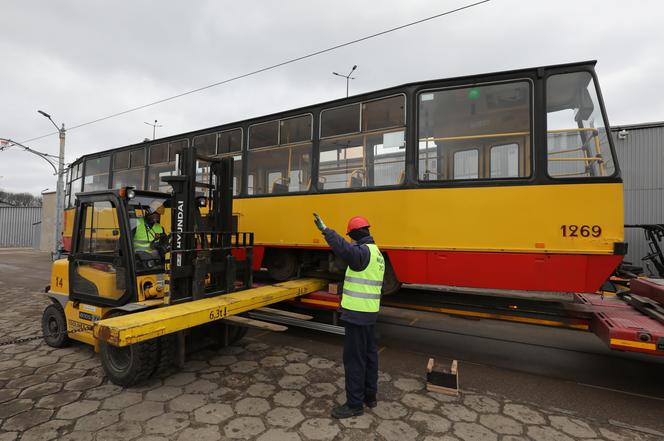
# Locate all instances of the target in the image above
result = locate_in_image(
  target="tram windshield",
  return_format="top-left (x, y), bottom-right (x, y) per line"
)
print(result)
top-left (546, 72), bottom-right (615, 178)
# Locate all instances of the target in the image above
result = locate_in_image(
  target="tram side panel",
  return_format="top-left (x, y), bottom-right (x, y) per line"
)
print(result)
top-left (235, 182), bottom-right (624, 294)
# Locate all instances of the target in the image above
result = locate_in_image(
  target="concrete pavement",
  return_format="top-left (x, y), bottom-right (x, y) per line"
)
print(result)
top-left (0, 249), bottom-right (662, 441)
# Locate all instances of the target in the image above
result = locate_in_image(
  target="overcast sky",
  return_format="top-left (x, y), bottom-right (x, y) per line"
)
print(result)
top-left (1, 0), bottom-right (663, 195)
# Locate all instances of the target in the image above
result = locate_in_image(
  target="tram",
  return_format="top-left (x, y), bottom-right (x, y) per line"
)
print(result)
top-left (62, 61), bottom-right (624, 296)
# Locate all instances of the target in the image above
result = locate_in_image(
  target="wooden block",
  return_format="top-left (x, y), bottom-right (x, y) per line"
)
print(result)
top-left (426, 357), bottom-right (459, 396)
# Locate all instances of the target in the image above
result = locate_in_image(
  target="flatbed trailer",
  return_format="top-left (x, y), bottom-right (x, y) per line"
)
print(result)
top-left (280, 282), bottom-right (664, 357)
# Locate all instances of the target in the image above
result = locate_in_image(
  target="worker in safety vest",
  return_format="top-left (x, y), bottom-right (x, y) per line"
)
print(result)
top-left (133, 210), bottom-right (165, 253)
top-left (313, 213), bottom-right (385, 419)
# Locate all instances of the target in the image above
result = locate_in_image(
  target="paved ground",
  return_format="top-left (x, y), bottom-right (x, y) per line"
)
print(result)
top-left (1, 249), bottom-right (663, 441)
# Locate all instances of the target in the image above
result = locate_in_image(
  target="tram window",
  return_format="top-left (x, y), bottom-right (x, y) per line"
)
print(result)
top-left (319, 136), bottom-right (365, 190)
top-left (418, 81), bottom-right (531, 181)
top-left (546, 72), bottom-right (616, 178)
top-left (247, 144), bottom-right (311, 195)
top-left (490, 143), bottom-right (519, 178)
top-left (83, 156), bottom-right (110, 191)
top-left (114, 168), bottom-right (144, 189)
top-left (150, 143), bottom-right (169, 164)
top-left (193, 133), bottom-right (217, 156)
top-left (169, 139), bottom-right (189, 161)
top-left (113, 151), bottom-right (130, 170)
top-left (113, 148), bottom-right (146, 189)
top-left (69, 177), bottom-right (83, 207)
top-left (231, 155), bottom-right (242, 195)
top-left (131, 148), bottom-right (146, 168)
top-left (453, 150), bottom-right (479, 180)
top-left (362, 95), bottom-right (405, 132)
top-left (74, 162), bottom-right (82, 179)
top-left (249, 121), bottom-right (279, 149)
top-left (318, 129), bottom-right (406, 190)
top-left (280, 115), bottom-right (312, 144)
top-left (148, 162), bottom-right (176, 192)
top-left (247, 174), bottom-right (255, 195)
top-left (218, 129), bottom-right (242, 154)
top-left (321, 103), bottom-right (361, 138)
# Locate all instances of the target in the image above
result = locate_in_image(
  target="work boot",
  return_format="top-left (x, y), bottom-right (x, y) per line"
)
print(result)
top-left (364, 394), bottom-right (377, 408)
top-left (331, 403), bottom-right (363, 419)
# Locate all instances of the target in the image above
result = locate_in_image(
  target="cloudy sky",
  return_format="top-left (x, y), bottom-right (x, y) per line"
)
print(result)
top-left (1, 0), bottom-right (662, 195)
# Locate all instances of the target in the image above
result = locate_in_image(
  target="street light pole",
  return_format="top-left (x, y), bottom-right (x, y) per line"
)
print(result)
top-left (38, 110), bottom-right (66, 259)
top-left (332, 65), bottom-right (358, 98)
top-left (144, 119), bottom-right (162, 140)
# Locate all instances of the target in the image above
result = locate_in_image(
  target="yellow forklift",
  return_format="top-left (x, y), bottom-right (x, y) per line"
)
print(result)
top-left (42, 148), bottom-right (325, 385)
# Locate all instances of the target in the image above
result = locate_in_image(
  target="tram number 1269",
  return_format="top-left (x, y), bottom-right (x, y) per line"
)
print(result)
top-left (561, 225), bottom-right (601, 238)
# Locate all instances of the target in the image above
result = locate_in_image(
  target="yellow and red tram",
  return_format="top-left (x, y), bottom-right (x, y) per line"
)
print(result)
top-left (62, 61), bottom-right (624, 295)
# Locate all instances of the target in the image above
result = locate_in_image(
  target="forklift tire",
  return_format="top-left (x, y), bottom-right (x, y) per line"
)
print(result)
top-left (217, 323), bottom-right (248, 346)
top-left (42, 303), bottom-right (70, 348)
top-left (229, 325), bottom-right (248, 345)
top-left (153, 334), bottom-right (178, 378)
top-left (100, 339), bottom-right (159, 387)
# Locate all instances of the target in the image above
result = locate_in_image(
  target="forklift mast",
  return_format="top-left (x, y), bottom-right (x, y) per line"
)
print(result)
top-left (164, 147), bottom-right (253, 304)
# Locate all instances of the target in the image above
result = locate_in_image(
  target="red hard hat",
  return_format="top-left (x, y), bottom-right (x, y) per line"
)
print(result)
top-left (347, 216), bottom-right (370, 234)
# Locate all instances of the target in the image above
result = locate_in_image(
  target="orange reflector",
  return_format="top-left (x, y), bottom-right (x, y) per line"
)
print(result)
top-left (535, 242), bottom-right (545, 248)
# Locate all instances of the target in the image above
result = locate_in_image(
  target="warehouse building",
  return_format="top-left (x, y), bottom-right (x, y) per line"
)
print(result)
top-left (612, 121), bottom-right (664, 274)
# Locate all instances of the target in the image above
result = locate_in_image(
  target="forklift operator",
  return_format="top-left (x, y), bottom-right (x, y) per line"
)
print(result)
top-left (133, 204), bottom-right (166, 259)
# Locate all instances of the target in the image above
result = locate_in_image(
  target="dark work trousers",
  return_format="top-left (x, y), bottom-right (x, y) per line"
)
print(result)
top-left (343, 322), bottom-right (378, 408)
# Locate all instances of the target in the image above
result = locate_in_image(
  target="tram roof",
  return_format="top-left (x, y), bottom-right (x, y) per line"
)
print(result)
top-left (72, 60), bottom-right (598, 164)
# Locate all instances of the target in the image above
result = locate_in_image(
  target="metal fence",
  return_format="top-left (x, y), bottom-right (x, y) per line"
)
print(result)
top-left (0, 206), bottom-right (42, 248)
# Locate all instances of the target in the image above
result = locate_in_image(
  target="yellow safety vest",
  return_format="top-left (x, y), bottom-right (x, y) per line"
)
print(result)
top-left (341, 244), bottom-right (385, 313)
top-left (133, 218), bottom-right (164, 252)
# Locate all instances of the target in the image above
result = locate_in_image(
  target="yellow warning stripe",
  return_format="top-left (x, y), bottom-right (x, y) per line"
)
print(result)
top-left (610, 338), bottom-right (656, 351)
top-left (299, 298), bottom-right (339, 308)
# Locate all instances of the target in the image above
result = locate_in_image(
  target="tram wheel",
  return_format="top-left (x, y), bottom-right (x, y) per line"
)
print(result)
top-left (99, 311), bottom-right (159, 386)
top-left (266, 249), bottom-right (298, 281)
top-left (381, 259), bottom-right (402, 296)
top-left (42, 303), bottom-right (70, 348)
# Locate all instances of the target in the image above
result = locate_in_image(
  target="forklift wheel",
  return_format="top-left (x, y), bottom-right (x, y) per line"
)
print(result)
top-left (42, 303), bottom-right (70, 348)
top-left (218, 323), bottom-right (248, 346)
top-left (100, 339), bottom-right (159, 387)
top-left (153, 334), bottom-right (179, 378)
top-left (229, 325), bottom-right (248, 345)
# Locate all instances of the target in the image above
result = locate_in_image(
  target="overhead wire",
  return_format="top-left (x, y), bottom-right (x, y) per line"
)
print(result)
top-left (19, 0), bottom-right (491, 145)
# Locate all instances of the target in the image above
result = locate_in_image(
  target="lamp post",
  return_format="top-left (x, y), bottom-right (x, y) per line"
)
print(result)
top-left (332, 65), bottom-right (357, 98)
top-left (144, 119), bottom-right (162, 140)
top-left (38, 110), bottom-right (66, 259)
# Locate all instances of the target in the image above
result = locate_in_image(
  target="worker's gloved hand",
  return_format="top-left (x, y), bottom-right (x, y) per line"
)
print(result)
top-left (313, 213), bottom-right (327, 232)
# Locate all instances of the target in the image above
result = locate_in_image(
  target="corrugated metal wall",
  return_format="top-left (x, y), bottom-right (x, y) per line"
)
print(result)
top-left (0, 207), bottom-right (42, 248)
top-left (612, 123), bottom-right (664, 274)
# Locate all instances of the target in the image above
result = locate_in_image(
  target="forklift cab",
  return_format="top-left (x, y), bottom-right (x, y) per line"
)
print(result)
top-left (68, 189), bottom-right (171, 307)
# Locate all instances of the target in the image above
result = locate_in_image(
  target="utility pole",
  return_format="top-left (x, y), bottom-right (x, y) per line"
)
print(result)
top-left (144, 119), bottom-right (162, 140)
top-left (332, 65), bottom-right (358, 98)
top-left (38, 110), bottom-right (66, 259)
